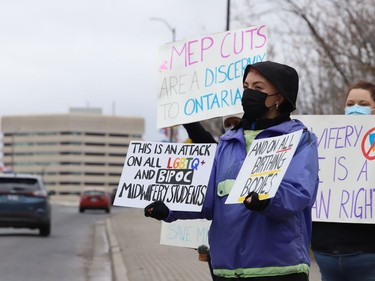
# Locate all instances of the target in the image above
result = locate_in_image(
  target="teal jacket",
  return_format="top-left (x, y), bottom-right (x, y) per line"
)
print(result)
top-left (165, 119), bottom-right (319, 278)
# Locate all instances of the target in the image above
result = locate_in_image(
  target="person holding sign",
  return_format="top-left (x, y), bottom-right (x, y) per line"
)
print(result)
top-left (183, 122), bottom-right (218, 143)
top-left (183, 115), bottom-right (241, 281)
top-left (145, 61), bottom-right (319, 280)
top-left (183, 113), bottom-right (243, 144)
top-left (311, 81), bottom-right (375, 281)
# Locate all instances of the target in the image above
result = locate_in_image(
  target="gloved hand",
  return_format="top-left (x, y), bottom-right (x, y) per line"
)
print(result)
top-left (243, 192), bottom-right (270, 211)
top-left (144, 200), bottom-right (170, 220)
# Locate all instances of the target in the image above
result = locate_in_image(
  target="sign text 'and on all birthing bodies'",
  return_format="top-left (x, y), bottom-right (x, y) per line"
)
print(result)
top-left (226, 130), bottom-right (303, 204)
top-left (114, 141), bottom-right (217, 212)
top-left (157, 25), bottom-right (267, 128)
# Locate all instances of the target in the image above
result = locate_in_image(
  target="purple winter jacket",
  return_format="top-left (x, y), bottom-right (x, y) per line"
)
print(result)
top-left (165, 119), bottom-right (319, 278)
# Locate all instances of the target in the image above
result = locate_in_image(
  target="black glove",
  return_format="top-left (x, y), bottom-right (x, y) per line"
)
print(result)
top-left (144, 201), bottom-right (169, 220)
top-left (243, 192), bottom-right (270, 211)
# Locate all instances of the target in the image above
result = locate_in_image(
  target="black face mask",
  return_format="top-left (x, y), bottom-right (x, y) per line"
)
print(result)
top-left (241, 88), bottom-right (271, 122)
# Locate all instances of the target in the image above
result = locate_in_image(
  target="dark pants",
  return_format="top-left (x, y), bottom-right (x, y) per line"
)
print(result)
top-left (213, 272), bottom-right (308, 281)
top-left (313, 251), bottom-right (375, 281)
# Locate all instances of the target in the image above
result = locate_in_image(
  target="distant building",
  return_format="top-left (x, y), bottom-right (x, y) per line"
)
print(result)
top-left (0, 109), bottom-right (144, 194)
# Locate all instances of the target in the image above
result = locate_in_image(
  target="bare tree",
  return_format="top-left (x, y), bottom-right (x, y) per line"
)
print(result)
top-left (199, 0), bottom-right (375, 140)
top-left (234, 0), bottom-right (375, 114)
top-left (282, 0), bottom-right (375, 114)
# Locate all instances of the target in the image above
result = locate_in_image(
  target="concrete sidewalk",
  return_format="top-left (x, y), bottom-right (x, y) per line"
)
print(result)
top-left (107, 207), bottom-right (212, 281)
top-left (107, 207), bottom-right (322, 281)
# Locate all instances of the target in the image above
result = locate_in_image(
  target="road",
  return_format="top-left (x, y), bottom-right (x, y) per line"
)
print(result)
top-left (0, 204), bottom-right (116, 281)
top-left (0, 203), bottom-right (322, 281)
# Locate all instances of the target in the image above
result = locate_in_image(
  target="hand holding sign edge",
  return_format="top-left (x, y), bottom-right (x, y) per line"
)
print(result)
top-left (243, 192), bottom-right (271, 212)
top-left (144, 200), bottom-right (170, 220)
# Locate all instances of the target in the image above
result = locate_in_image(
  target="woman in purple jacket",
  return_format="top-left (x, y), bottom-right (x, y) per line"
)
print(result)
top-left (145, 61), bottom-right (319, 281)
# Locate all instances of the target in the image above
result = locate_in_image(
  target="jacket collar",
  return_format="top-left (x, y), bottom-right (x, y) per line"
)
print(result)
top-left (220, 117), bottom-right (306, 142)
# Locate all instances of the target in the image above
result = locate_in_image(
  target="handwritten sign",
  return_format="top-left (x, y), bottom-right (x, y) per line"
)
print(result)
top-left (113, 141), bottom-right (217, 211)
top-left (295, 115), bottom-right (375, 223)
top-left (160, 219), bottom-right (211, 248)
top-left (157, 25), bottom-right (267, 128)
top-left (226, 130), bottom-right (303, 204)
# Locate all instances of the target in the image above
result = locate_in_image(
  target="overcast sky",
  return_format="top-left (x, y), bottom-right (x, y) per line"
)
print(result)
top-left (0, 0), bottom-right (228, 141)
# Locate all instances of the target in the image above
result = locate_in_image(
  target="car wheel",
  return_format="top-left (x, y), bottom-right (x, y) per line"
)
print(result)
top-left (105, 208), bottom-right (110, 213)
top-left (39, 223), bottom-right (51, 237)
top-left (79, 208), bottom-right (84, 213)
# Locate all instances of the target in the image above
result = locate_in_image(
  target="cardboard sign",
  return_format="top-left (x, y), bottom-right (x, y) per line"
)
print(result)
top-left (295, 115), bottom-right (375, 223)
top-left (226, 130), bottom-right (303, 204)
top-left (114, 141), bottom-right (217, 211)
top-left (160, 219), bottom-right (210, 248)
top-left (156, 25), bottom-right (267, 128)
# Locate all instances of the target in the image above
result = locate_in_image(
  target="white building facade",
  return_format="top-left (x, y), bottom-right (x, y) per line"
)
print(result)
top-left (1, 111), bottom-right (144, 194)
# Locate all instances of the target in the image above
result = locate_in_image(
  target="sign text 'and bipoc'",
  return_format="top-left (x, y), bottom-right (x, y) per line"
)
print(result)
top-left (157, 25), bottom-right (267, 128)
top-left (113, 141), bottom-right (216, 212)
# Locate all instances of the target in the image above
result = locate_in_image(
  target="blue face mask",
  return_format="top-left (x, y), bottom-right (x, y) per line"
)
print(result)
top-left (345, 105), bottom-right (373, 115)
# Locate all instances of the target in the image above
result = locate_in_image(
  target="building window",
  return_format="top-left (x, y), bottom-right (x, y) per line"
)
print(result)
top-left (85, 132), bottom-right (105, 136)
top-left (85, 162), bottom-right (105, 166)
top-left (85, 142), bottom-right (105, 146)
top-left (60, 132), bottom-right (82, 135)
top-left (85, 152), bottom-right (105, 156)
top-left (85, 172), bottom-right (105, 176)
top-left (84, 182), bottom-right (105, 186)
top-left (109, 133), bottom-right (128, 137)
top-left (108, 143), bottom-right (128, 147)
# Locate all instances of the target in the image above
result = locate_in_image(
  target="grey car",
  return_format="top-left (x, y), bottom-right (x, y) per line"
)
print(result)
top-left (0, 174), bottom-right (51, 236)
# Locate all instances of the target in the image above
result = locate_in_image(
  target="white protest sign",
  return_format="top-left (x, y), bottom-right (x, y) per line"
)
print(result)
top-left (157, 25), bottom-right (267, 128)
top-left (113, 141), bottom-right (217, 212)
top-left (226, 130), bottom-right (303, 204)
top-left (295, 115), bottom-right (375, 223)
top-left (160, 219), bottom-right (211, 248)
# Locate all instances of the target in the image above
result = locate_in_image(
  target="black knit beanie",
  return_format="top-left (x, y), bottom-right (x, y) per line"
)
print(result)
top-left (243, 61), bottom-right (299, 112)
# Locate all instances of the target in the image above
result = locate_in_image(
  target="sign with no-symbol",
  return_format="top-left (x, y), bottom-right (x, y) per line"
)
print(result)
top-left (361, 127), bottom-right (375, 160)
top-left (295, 115), bottom-right (375, 224)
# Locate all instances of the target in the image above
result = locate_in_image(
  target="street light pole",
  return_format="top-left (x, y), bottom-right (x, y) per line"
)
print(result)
top-left (226, 0), bottom-right (230, 31)
top-left (150, 17), bottom-right (176, 42)
top-left (150, 17), bottom-right (176, 142)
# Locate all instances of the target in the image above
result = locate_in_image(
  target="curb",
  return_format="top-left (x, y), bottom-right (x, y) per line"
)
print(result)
top-left (106, 218), bottom-right (129, 281)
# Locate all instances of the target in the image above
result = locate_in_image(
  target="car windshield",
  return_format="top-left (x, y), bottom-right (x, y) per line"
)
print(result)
top-left (0, 178), bottom-right (40, 192)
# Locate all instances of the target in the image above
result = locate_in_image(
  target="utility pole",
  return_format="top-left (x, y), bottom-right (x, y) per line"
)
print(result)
top-left (150, 17), bottom-right (176, 43)
top-left (226, 0), bottom-right (231, 31)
